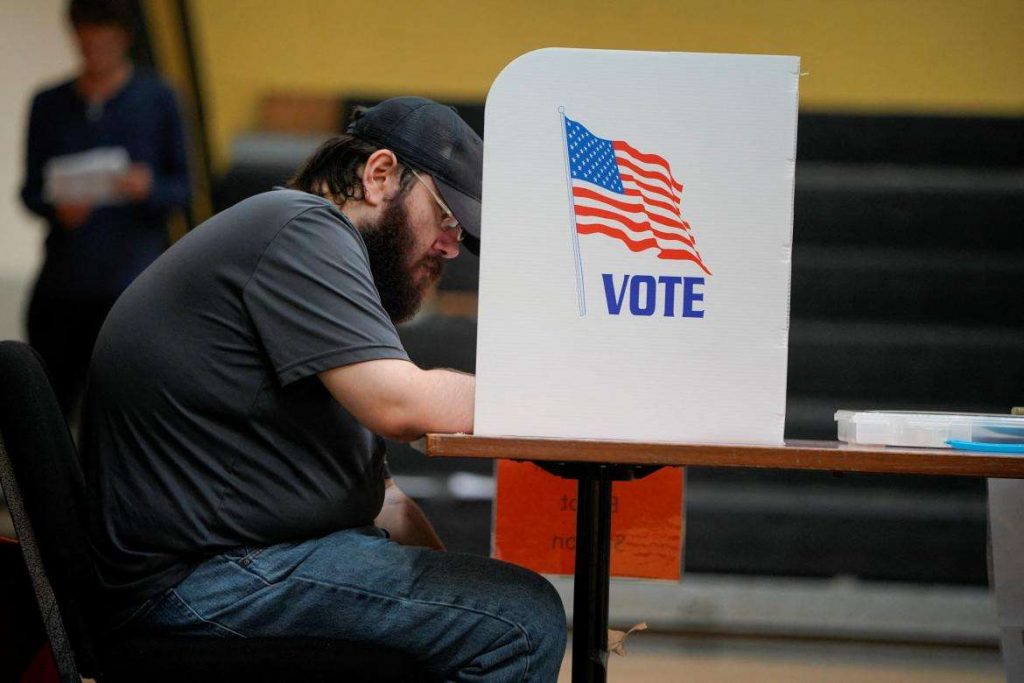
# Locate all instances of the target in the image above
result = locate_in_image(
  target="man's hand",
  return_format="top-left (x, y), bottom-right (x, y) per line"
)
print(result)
top-left (54, 202), bottom-right (92, 231)
top-left (375, 479), bottom-right (445, 550)
top-left (116, 162), bottom-right (153, 202)
top-left (319, 359), bottom-right (474, 442)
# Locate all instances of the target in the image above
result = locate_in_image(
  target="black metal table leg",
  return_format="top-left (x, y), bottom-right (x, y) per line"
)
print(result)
top-left (536, 462), bottom-right (662, 683)
top-left (571, 475), bottom-right (612, 682)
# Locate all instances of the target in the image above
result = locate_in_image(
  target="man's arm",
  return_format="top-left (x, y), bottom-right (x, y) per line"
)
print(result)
top-left (374, 478), bottom-right (445, 550)
top-left (318, 358), bottom-right (474, 442)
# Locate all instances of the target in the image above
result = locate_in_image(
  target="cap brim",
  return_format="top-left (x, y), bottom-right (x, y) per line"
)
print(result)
top-left (434, 177), bottom-right (481, 256)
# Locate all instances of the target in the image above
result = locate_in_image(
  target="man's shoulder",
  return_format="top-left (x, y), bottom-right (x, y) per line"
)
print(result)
top-left (231, 188), bottom-right (354, 231)
top-left (200, 189), bottom-right (364, 259)
top-left (252, 187), bottom-right (334, 211)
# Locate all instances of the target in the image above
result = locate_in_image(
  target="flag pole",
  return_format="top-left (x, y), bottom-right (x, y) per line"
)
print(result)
top-left (559, 107), bottom-right (587, 316)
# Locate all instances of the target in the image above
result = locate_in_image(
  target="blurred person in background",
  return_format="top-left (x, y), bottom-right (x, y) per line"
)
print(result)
top-left (19, 0), bottom-right (190, 418)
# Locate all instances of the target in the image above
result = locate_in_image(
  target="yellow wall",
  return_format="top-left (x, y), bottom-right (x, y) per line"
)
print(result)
top-left (188, 0), bottom-right (1024, 170)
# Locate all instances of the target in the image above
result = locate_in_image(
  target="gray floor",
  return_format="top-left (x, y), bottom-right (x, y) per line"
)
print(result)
top-left (557, 632), bottom-right (1003, 682)
top-left (549, 573), bottom-right (1004, 680)
top-left (549, 573), bottom-right (997, 646)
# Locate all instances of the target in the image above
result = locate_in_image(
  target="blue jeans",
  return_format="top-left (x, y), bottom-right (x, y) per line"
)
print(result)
top-left (122, 526), bottom-right (567, 682)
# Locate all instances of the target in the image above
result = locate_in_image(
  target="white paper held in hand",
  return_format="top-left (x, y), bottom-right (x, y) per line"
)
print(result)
top-left (44, 146), bottom-right (131, 205)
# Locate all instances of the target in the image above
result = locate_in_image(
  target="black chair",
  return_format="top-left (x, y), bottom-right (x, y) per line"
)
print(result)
top-left (0, 340), bottom-right (427, 682)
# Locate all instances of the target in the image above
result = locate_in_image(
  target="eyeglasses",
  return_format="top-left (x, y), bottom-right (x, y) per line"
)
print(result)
top-left (409, 168), bottom-right (463, 242)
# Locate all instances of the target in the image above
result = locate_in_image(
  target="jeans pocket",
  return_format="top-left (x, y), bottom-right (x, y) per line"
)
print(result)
top-left (224, 545), bottom-right (265, 566)
top-left (238, 546), bottom-right (265, 568)
top-left (155, 590), bottom-right (243, 638)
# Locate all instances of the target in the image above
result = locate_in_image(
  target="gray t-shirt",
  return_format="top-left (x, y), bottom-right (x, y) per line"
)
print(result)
top-left (82, 189), bottom-right (409, 610)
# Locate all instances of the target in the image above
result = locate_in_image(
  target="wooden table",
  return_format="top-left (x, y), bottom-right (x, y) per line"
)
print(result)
top-left (426, 435), bottom-right (1024, 683)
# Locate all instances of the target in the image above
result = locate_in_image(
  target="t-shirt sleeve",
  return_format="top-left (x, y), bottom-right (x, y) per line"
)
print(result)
top-left (243, 204), bottom-right (409, 386)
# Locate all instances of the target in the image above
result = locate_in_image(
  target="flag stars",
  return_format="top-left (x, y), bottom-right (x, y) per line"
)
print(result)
top-left (565, 117), bottom-right (625, 193)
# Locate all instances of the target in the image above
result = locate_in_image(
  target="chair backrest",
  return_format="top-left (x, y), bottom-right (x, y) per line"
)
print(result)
top-left (0, 341), bottom-right (100, 681)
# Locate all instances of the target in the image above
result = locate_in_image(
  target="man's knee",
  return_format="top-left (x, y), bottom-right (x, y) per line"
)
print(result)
top-left (501, 564), bottom-right (567, 657)
top-left (521, 574), bottom-right (567, 681)
top-left (468, 567), bottom-right (566, 681)
top-left (534, 574), bottom-right (568, 641)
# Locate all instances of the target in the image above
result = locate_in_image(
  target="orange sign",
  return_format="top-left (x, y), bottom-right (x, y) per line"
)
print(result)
top-left (493, 461), bottom-right (684, 580)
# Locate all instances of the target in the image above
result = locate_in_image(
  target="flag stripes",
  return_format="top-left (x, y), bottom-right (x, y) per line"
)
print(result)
top-left (564, 115), bottom-right (710, 274)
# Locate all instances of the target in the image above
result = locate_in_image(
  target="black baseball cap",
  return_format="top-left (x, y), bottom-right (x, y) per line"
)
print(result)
top-left (347, 97), bottom-right (483, 255)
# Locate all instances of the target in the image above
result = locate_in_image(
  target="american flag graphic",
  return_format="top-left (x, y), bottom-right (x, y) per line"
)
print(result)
top-left (563, 115), bottom-right (711, 275)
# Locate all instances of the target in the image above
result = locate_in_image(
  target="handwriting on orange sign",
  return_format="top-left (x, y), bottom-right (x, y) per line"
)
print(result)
top-left (493, 461), bottom-right (684, 580)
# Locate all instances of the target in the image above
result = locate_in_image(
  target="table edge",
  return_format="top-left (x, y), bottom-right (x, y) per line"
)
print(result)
top-left (424, 434), bottom-right (1024, 479)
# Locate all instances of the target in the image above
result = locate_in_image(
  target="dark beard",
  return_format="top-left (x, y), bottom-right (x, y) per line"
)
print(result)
top-left (361, 196), bottom-right (444, 324)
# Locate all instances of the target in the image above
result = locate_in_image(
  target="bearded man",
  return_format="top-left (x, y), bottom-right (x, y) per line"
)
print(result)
top-left (81, 97), bottom-right (566, 682)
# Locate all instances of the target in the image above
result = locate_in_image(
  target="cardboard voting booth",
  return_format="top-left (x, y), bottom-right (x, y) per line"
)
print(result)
top-left (477, 49), bottom-right (800, 577)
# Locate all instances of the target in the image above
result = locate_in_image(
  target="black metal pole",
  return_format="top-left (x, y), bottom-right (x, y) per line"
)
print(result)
top-left (594, 478), bottom-right (613, 660)
top-left (571, 473), bottom-right (613, 682)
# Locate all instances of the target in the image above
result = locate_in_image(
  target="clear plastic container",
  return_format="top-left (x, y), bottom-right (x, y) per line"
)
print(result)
top-left (835, 410), bottom-right (1024, 448)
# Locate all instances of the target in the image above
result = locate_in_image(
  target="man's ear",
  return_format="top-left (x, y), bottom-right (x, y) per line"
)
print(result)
top-left (361, 149), bottom-right (401, 207)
